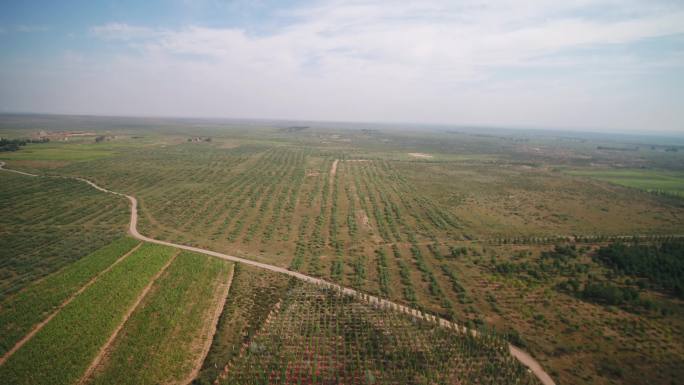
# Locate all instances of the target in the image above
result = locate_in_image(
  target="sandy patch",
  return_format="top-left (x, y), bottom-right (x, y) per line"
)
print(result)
top-left (408, 153), bottom-right (433, 159)
top-left (357, 209), bottom-right (371, 230)
top-left (329, 159), bottom-right (339, 182)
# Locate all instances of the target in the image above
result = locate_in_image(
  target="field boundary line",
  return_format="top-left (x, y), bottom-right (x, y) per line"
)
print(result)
top-left (182, 262), bottom-right (235, 385)
top-left (215, 298), bottom-right (283, 384)
top-left (329, 158), bottom-right (339, 183)
top-left (77, 250), bottom-right (179, 385)
top-left (0, 160), bottom-right (557, 385)
top-left (0, 242), bottom-right (143, 366)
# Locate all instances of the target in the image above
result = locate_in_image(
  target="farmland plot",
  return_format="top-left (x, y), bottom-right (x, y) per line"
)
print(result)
top-left (194, 264), bottom-right (294, 385)
top-left (2, 116), bottom-right (684, 385)
top-left (0, 172), bottom-right (128, 299)
top-left (220, 284), bottom-right (539, 385)
top-left (85, 252), bottom-right (232, 385)
top-left (0, 243), bottom-right (175, 385)
top-left (15, 143), bottom-right (482, 322)
top-left (0, 237), bottom-right (139, 357)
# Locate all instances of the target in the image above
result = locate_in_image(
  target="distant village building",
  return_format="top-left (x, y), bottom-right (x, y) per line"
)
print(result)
top-left (32, 130), bottom-right (98, 141)
top-left (188, 137), bottom-right (212, 142)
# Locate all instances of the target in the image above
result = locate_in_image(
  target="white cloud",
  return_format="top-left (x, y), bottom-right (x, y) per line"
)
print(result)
top-left (3, 0), bottom-right (684, 131)
top-left (91, 1), bottom-right (684, 77)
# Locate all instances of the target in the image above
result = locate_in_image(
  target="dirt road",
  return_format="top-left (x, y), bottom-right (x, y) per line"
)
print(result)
top-left (329, 159), bottom-right (338, 183)
top-left (0, 161), bottom-right (38, 177)
top-left (0, 161), bottom-right (556, 385)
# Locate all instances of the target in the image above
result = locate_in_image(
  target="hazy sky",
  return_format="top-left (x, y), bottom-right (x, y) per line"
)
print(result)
top-left (1, 0), bottom-right (683, 132)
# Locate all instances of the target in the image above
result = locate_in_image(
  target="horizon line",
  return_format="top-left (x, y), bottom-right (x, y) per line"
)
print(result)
top-left (1, 110), bottom-right (683, 138)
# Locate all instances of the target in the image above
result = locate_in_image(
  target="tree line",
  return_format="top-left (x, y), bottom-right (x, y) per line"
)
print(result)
top-left (594, 241), bottom-right (684, 298)
top-left (0, 137), bottom-right (49, 152)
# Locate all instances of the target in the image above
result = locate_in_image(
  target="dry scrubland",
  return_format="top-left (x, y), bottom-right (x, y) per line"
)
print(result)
top-left (1, 118), bottom-right (684, 384)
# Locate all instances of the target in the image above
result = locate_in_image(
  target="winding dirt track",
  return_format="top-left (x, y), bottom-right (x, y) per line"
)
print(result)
top-left (0, 161), bottom-right (556, 385)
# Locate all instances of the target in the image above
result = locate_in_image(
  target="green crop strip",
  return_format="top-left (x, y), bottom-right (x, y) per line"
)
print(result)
top-left (86, 252), bottom-right (231, 385)
top-left (0, 237), bottom-right (139, 356)
top-left (0, 243), bottom-right (175, 385)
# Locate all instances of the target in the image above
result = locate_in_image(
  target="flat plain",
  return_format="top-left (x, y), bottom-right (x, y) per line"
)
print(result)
top-left (1, 115), bottom-right (683, 385)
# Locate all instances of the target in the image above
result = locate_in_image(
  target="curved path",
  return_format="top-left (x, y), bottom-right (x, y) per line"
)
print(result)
top-left (0, 161), bottom-right (555, 385)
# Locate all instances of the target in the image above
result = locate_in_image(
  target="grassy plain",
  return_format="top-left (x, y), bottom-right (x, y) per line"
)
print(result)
top-left (85, 252), bottom-right (232, 385)
top-left (0, 243), bottom-right (175, 385)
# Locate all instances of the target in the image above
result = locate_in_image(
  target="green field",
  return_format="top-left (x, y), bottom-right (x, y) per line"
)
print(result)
top-left (85, 252), bottom-right (231, 385)
top-left (0, 172), bottom-right (129, 299)
top-left (7, 140), bottom-right (675, 328)
top-left (0, 243), bottom-right (175, 385)
top-left (0, 237), bottom-right (139, 356)
top-left (0, 142), bottom-right (117, 162)
top-left (1, 116), bottom-right (684, 385)
top-left (567, 169), bottom-right (684, 197)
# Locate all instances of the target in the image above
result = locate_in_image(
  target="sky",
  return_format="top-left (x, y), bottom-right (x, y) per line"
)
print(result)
top-left (0, 0), bottom-right (683, 133)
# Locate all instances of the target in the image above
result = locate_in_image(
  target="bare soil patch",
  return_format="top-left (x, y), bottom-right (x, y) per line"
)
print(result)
top-left (329, 159), bottom-right (339, 181)
top-left (408, 152), bottom-right (433, 159)
top-left (357, 209), bottom-right (371, 230)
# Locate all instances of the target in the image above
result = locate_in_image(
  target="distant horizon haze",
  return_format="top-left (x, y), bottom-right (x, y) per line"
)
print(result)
top-left (1, 0), bottom-right (683, 133)
top-left (2, 111), bottom-right (683, 140)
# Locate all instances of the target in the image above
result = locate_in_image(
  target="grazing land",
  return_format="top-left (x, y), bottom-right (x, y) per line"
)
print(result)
top-left (1, 115), bottom-right (683, 385)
